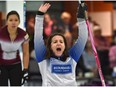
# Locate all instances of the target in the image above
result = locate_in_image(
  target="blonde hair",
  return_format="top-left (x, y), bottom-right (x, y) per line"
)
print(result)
top-left (61, 12), bottom-right (71, 20)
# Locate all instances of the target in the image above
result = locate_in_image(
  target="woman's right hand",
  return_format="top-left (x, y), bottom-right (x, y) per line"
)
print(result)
top-left (38, 3), bottom-right (51, 13)
top-left (77, 2), bottom-right (88, 19)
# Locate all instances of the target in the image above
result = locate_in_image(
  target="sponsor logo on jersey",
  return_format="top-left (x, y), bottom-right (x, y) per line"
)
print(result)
top-left (52, 64), bottom-right (72, 74)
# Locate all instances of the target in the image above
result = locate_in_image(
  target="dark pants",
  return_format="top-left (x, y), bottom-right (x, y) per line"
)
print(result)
top-left (0, 63), bottom-right (22, 86)
top-left (98, 50), bottom-right (112, 76)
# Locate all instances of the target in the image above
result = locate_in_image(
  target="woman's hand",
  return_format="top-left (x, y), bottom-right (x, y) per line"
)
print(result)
top-left (77, 2), bottom-right (88, 19)
top-left (38, 3), bottom-right (51, 13)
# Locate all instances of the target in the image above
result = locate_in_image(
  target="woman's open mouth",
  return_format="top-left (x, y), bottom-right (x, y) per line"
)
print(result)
top-left (56, 48), bottom-right (61, 52)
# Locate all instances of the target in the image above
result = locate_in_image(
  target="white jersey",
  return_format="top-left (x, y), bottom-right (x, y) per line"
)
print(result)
top-left (34, 15), bottom-right (88, 86)
top-left (39, 57), bottom-right (77, 86)
top-left (0, 26), bottom-right (29, 65)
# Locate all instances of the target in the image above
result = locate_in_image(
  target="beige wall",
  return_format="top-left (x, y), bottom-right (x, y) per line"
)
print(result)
top-left (89, 11), bottom-right (112, 36)
top-left (113, 10), bottom-right (116, 30)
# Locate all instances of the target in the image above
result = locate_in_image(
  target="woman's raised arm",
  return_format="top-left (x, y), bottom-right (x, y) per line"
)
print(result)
top-left (69, 3), bottom-right (88, 62)
top-left (34, 3), bottom-right (51, 62)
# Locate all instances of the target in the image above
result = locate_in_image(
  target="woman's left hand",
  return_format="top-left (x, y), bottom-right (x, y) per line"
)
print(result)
top-left (38, 3), bottom-right (51, 13)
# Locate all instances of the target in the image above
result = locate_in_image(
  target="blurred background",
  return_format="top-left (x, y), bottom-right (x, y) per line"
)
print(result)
top-left (0, 0), bottom-right (116, 86)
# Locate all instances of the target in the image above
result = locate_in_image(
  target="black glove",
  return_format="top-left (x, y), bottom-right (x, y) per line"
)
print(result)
top-left (21, 69), bottom-right (29, 85)
top-left (77, 2), bottom-right (88, 19)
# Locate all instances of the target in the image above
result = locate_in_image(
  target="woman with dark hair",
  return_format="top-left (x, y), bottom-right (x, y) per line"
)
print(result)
top-left (34, 3), bottom-right (88, 86)
top-left (0, 11), bottom-right (29, 86)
